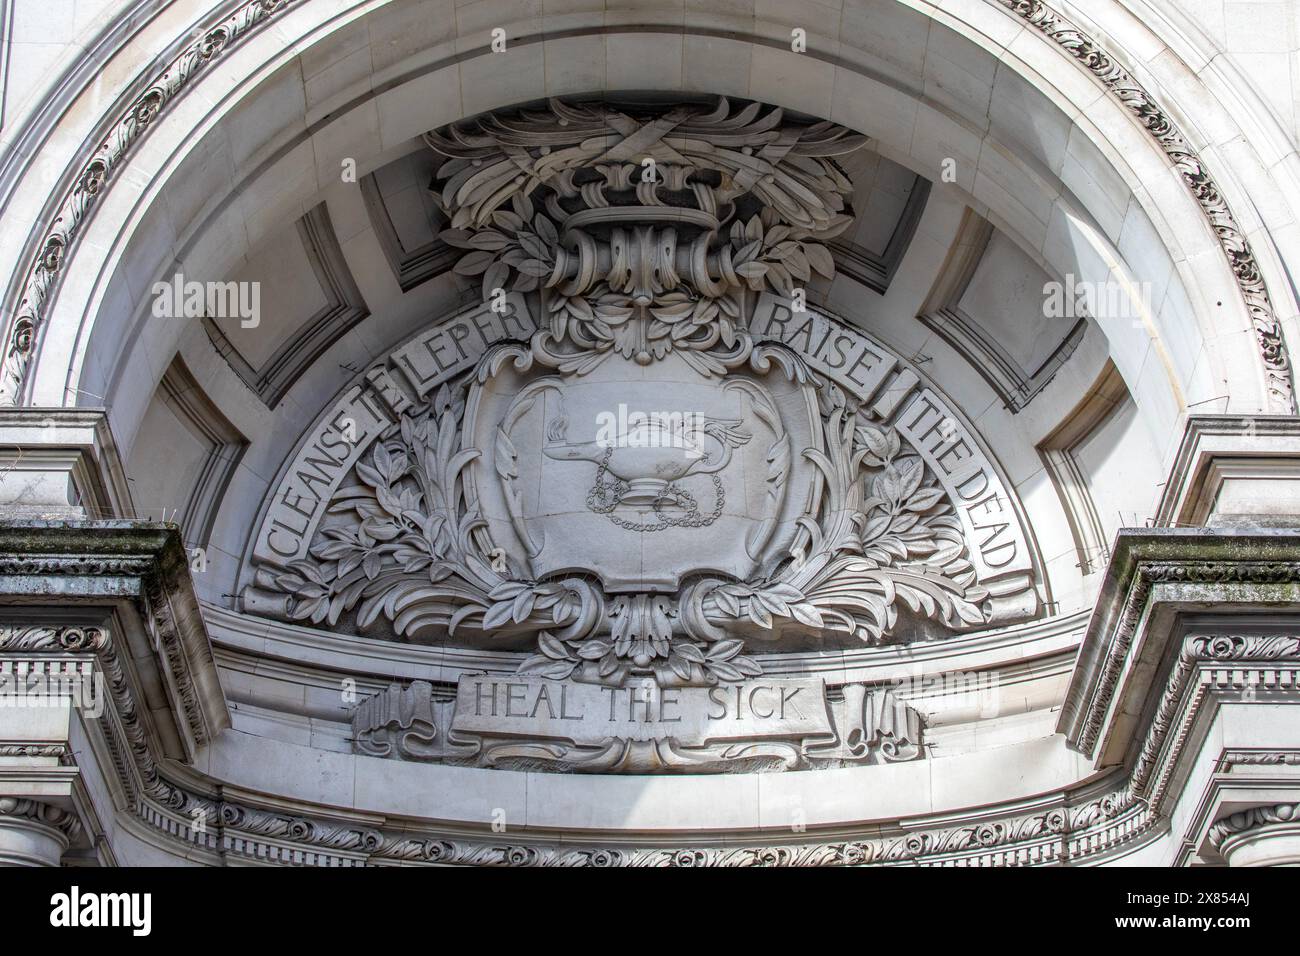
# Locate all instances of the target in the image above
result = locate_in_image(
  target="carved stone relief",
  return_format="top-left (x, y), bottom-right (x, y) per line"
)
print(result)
top-left (350, 676), bottom-right (924, 773)
top-left (241, 98), bottom-right (1041, 772)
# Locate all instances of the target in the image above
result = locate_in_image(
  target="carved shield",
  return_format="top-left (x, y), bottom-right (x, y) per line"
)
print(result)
top-left (464, 352), bottom-right (820, 591)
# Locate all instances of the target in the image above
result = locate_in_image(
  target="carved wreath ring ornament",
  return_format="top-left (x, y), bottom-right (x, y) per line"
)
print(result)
top-left (256, 97), bottom-right (1014, 689)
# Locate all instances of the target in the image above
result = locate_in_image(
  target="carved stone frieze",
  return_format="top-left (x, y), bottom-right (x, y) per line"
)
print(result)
top-left (1220, 750), bottom-right (1300, 768)
top-left (0, 743), bottom-right (73, 763)
top-left (0, 601), bottom-right (1164, 865)
top-left (362, 783), bottom-right (1149, 867)
top-left (0, 624), bottom-right (103, 651)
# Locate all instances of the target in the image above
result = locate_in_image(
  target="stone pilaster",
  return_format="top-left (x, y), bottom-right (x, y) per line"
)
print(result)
top-left (0, 409), bottom-right (131, 519)
top-left (1155, 415), bottom-right (1300, 529)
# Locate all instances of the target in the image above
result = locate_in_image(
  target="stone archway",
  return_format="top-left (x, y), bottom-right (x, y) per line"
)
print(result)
top-left (1, 0), bottom-right (1290, 424)
top-left (2, 0), bottom-right (1300, 869)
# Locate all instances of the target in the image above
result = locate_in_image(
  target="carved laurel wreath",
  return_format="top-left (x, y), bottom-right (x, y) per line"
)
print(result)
top-left (265, 98), bottom-right (992, 686)
top-left (268, 364), bottom-right (988, 686)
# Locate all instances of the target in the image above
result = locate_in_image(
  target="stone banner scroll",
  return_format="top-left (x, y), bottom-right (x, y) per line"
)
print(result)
top-left (453, 674), bottom-right (832, 744)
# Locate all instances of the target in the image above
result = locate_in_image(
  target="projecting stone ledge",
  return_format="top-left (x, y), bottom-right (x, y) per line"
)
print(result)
top-left (0, 519), bottom-right (229, 759)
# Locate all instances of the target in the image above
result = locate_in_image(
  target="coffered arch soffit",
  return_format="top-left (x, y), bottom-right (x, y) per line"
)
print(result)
top-left (2, 0), bottom-right (1287, 432)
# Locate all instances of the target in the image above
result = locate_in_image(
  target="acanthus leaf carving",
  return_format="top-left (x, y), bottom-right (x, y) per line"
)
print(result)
top-left (425, 97), bottom-right (860, 373)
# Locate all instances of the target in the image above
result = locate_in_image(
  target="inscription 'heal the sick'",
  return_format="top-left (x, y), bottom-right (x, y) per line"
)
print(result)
top-left (470, 679), bottom-right (809, 722)
top-left (452, 676), bottom-right (834, 747)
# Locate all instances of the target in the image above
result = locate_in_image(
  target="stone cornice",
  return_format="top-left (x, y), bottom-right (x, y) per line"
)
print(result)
top-left (0, 521), bottom-right (229, 756)
top-left (1059, 529), bottom-right (1300, 759)
top-left (10, 524), bottom-right (1300, 865)
top-left (1153, 414), bottom-right (1300, 528)
top-left (0, 632), bottom-right (1153, 865)
top-left (0, 407), bottom-right (132, 519)
top-left (0, 520), bottom-right (188, 583)
top-left (4, 616), bottom-right (1161, 866)
top-left (203, 598), bottom-right (1087, 693)
top-left (1129, 634), bottom-right (1300, 813)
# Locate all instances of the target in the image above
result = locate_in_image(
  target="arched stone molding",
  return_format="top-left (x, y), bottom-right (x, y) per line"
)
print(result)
top-left (0, 0), bottom-right (1290, 443)
top-left (0, 0), bottom-right (169, 215)
top-left (4, 1), bottom-right (1300, 872)
top-left (33, 35), bottom-right (1208, 439)
top-left (1053, 0), bottom-right (1300, 407)
top-left (1114, 0), bottom-right (1300, 396)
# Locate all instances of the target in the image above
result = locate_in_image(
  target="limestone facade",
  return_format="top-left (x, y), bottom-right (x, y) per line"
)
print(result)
top-left (2, 0), bottom-right (1300, 866)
